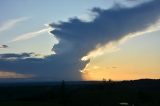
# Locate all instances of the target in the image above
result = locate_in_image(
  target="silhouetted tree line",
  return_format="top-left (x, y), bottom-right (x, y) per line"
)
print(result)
top-left (0, 79), bottom-right (160, 106)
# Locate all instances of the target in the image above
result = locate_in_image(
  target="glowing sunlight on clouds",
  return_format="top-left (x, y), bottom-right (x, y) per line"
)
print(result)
top-left (81, 20), bottom-right (160, 62)
top-left (81, 20), bottom-right (160, 80)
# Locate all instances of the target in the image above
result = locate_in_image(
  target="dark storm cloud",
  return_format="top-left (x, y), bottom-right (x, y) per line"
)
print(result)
top-left (0, 0), bottom-right (160, 81)
top-left (0, 53), bottom-right (88, 81)
top-left (51, 0), bottom-right (160, 59)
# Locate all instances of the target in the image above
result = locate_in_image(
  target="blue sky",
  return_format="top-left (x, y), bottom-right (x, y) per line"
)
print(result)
top-left (0, 0), bottom-right (115, 55)
top-left (0, 0), bottom-right (160, 81)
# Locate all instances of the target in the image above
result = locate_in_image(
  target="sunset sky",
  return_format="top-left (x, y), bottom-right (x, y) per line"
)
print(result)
top-left (0, 0), bottom-right (160, 81)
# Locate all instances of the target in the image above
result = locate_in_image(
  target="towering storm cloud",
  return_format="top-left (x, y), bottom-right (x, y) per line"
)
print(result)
top-left (0, 0), bottom-right (160, 81)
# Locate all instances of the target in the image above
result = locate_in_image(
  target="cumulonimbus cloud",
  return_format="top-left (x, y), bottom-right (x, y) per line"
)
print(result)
top-left (51, 0), bottom-right (160, 74)
top-left (0, 0), bottom-right (160, 81)
top-left (0, 17), bottom-right (29, 33)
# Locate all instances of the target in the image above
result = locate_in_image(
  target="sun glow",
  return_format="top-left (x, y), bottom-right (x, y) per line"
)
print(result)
top-left (81, 21), bottom-right (160, 80)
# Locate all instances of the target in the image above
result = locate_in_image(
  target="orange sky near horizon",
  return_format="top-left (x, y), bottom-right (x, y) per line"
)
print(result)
top-left (81, 31), bottom-right (160, 81)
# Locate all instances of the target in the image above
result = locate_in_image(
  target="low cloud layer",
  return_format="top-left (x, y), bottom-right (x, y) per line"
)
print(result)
top-left (0, 53), bottom-right (38, 60)
top-left (0, 45), bottom-right (8, 49)
top-left (0, 71), bottom-right (33, 78)
top-left (0, 0), bottom-right (160, 81)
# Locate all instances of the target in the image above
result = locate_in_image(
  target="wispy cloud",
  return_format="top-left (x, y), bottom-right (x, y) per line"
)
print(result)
top-left (0, 17), bottom-right (29, 33)
top-left (0, 71), bottom-right (34, 78)
top-left (10, 26), bottom-right (53, 43)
